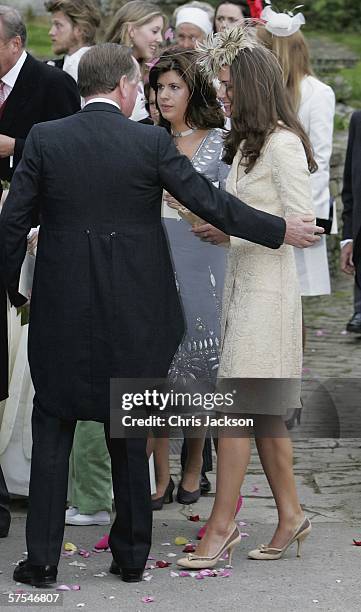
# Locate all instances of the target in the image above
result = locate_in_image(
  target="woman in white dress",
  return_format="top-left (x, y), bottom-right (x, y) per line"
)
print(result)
top-left (178, 28), bottom-right (315, 569)
top-left (258, 7), bottom-right (336, 298)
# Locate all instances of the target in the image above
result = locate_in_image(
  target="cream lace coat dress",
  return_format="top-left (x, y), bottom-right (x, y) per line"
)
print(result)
top-left (218, 128), bottom-right (313, 415)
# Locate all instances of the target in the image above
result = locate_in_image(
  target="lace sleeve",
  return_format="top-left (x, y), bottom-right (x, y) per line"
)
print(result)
top-left (270, 130), bottom-right (314, 217)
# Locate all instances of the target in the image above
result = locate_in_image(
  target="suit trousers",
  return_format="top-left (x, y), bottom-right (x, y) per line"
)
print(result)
top-left (354, 275), bottom-right (361, 313)
top-left (26, 398), bottom-right (152, 568)
top-left (0, 465), bottom-right (10, 535)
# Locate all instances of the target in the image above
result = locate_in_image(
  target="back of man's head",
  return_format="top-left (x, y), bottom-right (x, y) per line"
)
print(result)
top-left (78, 43), bottom-right (137, 98)
top-left (45, 0), bottom-right (101, 46)
top-left (0, 5), bottom-right (27, 48)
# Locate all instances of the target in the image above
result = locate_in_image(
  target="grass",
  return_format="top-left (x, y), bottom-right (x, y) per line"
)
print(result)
top-left (26, 18), bottom-right (52, 59)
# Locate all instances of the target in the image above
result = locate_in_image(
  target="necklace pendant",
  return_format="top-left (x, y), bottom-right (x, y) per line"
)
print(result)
top-left (172, 127), bottom-right (196, 138)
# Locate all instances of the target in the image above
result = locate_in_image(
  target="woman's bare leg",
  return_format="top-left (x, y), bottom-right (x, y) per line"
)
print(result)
top-left (151, 437), bottom-right (170, 499)
top-left (194, 433), bottom-right (250, 557)
top-left (255, 417), bottom-right (304, 548)
top-left (181, 437), bottom-right (205, 492)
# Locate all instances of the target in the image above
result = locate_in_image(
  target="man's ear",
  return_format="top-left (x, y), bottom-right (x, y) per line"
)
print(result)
top-left (73, 25), bottom-right (83, 44)
top-left (118, 74), bottom-right (128, 100)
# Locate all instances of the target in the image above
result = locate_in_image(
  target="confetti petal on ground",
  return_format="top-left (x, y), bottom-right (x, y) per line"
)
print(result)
top-left (170, 571), bottom-right (179, 578)
top-left (94, 535), bottom-right (109, 550)
top-left (57, 585), bottom-right (71, 591)
top-left (167, 553), bottom-right (177, 558)
top-left (312, 600), bottom-right (319, 604)
top-left (76, 604), bottom-right (85, 608)
top-left (195, 573), bottom-right (205, 580)
top-left (161, 542), bottom-right (171, 546)
top-left (315, 330), bottom-right (324, 337)
top-left (93, 572), bottom-right (107, 577)
top-left (188, 515), bottom-right (200, 522)
top-left (353, 539), bottom-right (361, 546)
top-left (340, 330), bottom-right (348, 335)
top-left (240, 532), bottom-right (249, 537)
top-left (79, 550), bottom-right (90, 557)
top-left (64, 542), bottom-right (77, 552)
top-left (183, 544), bottom-right (196, 553)
top-left (251, 486), bottom-right (259, 493)
top-left (145, 565), bottom-right (155, 570)
top-left (69, 561), bottom-right (87, 567)
top-left (143, 575), bottom-right (153, 582)
top-left (218, 569), bottom-right (232, 577)
top-left (175, 537), bottom-right (188, 546)
top-left (179, 571), bottom-right (190, 577)
top-left (71, 585), bottom-right (81, 590)
top-left (156, 560), bottom-right (171, 568)
top-left (147, 556), bottom-right (156, 560)
top-left (141, 596), bottom-right (154, 603)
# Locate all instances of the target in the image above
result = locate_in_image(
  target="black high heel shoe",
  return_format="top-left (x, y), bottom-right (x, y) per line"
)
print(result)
top-left (151, 477), bottom-right (175, 511)
top-left (177, 482), bottom-right (201, 505)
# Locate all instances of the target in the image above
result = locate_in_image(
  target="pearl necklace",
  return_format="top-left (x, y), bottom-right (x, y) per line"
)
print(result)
top-left (171, 127), bottom-right (197, 138)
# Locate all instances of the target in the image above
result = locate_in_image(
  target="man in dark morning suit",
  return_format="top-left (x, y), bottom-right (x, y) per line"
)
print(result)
top-left (0, 5), bottom-right (80, 540)
top-left (341, 110), bottom-right (361, 333)
top-left (0, 44), bottom-right (323, 587)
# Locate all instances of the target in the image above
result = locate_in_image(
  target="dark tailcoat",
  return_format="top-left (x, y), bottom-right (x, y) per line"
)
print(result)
top-left (0, 103), bottom-right (285, 423)
top-left (341, 111), bottom-right (361, 286)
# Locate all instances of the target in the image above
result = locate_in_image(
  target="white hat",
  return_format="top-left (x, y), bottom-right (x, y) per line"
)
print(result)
top-left (175, 7), bottom-right (213, 37)
top-left (261, 6), bottom-right (305, 37)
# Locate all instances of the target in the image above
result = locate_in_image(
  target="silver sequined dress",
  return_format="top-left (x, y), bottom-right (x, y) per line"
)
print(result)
top-left (162, 129), bottom-right (229, 385)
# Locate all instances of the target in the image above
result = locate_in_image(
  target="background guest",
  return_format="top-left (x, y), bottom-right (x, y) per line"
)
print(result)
top-left (148, 48), bottom-right (229, 508)
top-left (173, 4), bottom-right (213, 49)
top-left (213, 0), bottom-right (250, 32)
top-left (105, 0), bottom-right (164, 122)
top-left (45, 0), bottom-right (101, 82)
top-left (341, 111), bottom-right (361, 334)
top-left (258, 9), bottom-right (335, 303)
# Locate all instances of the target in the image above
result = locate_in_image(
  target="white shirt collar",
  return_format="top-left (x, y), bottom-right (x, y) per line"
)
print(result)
top-left (2, 50), bottom-right (27, 88)
top-left (63, 46), bottom-right (91, 82)
top-left (84, 98), bottom-right (121, 110)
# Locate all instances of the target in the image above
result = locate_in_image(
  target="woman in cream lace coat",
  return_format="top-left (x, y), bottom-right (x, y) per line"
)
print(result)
top-left (178, 38), bottom-right (316, 569)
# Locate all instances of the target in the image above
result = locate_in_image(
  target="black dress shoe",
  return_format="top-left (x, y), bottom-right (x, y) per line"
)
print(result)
top-left (109, 560), bottom-right (143, 582)
top-left (13, 560), bottom-right (57, 587)
top-left (346, 312), bottom-right (361, 334)
top-left (200, 474), bottom-right (211, 495)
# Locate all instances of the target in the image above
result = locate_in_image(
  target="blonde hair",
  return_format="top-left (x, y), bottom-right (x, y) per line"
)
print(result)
top-left (105, 0), bottom-right (164, 48)
top-left (257, 28), bottom-right (314, 112)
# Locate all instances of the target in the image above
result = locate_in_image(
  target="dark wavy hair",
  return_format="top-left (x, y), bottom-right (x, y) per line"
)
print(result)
top-left (214, 0), bottom-right (251, 32)
top-left (223, 45), bottom-right (317, 174)
top-left (149, 48), bottom-right (225, 132)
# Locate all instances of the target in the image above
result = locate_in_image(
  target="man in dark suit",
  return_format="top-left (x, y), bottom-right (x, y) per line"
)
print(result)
top-left (0, 4), bottom-right (80, 538)
top-left (0, 43), bottom-right (323, 587)
top-left (341, 110), bottom-right (361, 333)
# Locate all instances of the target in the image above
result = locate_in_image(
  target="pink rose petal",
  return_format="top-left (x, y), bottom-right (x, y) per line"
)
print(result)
top-left (179, 570), bottom-right (190, 577)
top-left (141, 596), bottom-right (154, 603)
top-left (71, 585), bottom-right (81, 591)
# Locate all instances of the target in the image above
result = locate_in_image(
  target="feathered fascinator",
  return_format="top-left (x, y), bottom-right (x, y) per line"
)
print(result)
top-left (195, 22), bottom-right (260, 81)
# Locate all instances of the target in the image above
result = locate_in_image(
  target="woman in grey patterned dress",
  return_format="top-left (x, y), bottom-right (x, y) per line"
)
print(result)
top-left (148, 49), bottom-right (230, 507)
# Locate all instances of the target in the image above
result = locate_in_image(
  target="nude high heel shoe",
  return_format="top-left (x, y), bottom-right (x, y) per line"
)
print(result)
top-left (177, 525), bottom-right (241, 569)
top-left (248, 517), bottom-right (312, 560)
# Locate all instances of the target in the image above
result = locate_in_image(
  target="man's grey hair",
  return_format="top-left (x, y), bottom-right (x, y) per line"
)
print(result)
top-left (78, 43), bottom-right (138, 98)
top-left (0, 5), bottom-right (27, 47)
